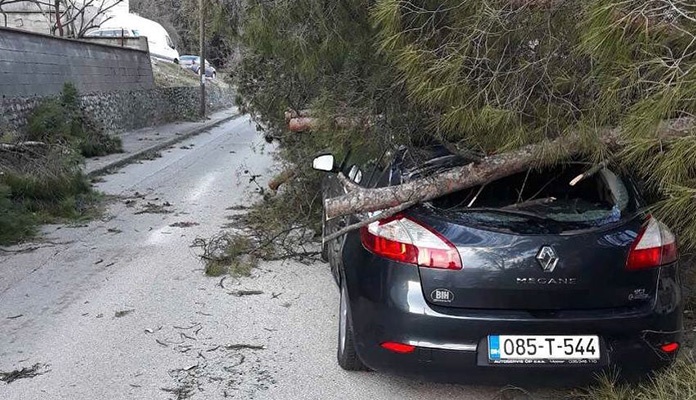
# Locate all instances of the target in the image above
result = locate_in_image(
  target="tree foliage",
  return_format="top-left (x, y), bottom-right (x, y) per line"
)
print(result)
top-left (235, 0), bottom-right (696, 248)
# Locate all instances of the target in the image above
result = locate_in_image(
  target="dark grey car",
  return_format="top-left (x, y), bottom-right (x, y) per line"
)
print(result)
top-left (315, 146), bottom-right (682, 384)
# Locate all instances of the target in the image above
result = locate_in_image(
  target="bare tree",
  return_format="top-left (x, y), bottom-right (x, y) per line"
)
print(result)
top-left (60, 0), bottom-right (124, 38)
top-left (17, 0), bottom-right (123, 37)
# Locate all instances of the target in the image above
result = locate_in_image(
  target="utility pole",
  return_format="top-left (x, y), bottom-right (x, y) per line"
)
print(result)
top-left (199, 0), bottom-right (206, 117)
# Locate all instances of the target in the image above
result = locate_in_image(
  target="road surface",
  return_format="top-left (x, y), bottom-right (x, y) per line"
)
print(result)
top-left (0, 116), bottom-right (563, 399)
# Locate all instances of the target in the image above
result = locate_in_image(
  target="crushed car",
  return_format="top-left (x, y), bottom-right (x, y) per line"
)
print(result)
top-left (314, 145), bottom-right (682, 384)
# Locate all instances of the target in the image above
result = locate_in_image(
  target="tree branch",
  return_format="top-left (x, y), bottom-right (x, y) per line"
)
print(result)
top-left (324, 117), bottom-right (695, 220)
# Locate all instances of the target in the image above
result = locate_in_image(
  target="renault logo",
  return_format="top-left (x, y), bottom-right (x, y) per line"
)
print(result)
top-left (536, 246), bottom-right (559, 273)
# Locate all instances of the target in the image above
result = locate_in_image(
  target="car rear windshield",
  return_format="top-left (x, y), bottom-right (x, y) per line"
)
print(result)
top-left (428, 163), bottom-right (635, 234)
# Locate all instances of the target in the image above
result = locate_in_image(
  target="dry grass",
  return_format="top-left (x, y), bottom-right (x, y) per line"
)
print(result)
top-left (577, 262), bottom-right (696, 399)
top-left (151, 59), bottom-right (229, 89)
top-left (577, 358), bottom-right (696, 400)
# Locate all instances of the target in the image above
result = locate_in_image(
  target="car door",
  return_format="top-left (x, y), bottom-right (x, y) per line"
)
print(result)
top-left (324, 151), bottom-right (390, 284)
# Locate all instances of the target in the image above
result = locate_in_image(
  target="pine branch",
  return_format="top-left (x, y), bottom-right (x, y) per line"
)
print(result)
top-left (324, 117), bottom-right (695, 221)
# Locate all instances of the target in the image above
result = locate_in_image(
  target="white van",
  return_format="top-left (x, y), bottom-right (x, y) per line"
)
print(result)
top-left (90, 13), bottom-right (180, 63)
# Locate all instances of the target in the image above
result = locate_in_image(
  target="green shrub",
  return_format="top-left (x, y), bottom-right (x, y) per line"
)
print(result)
top-left (2, 169), bottom-right (88, 204)
top-left (79, 132), bottom-right (123, 158)
top-left (26, 83), bottom-right (123, 158)
top-left (0, 184), bottom-right (36, 245)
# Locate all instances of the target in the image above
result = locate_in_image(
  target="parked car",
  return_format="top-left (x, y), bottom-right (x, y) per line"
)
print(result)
top-left (179, 55), bottom-right (217, 79)
top-left (314, 145), bottom-right (682, 384)
top-left (93, 13), bottom-right (180, 63)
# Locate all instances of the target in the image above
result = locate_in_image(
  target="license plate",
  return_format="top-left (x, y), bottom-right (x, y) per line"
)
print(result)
top-left (488, 335), bottom-right (600, 364)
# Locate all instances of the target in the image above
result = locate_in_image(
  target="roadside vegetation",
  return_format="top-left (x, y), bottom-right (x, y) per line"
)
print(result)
top-left (579, 358), bottom-right (696, 400)
top-left (0, 83), bottom-right (121, 245)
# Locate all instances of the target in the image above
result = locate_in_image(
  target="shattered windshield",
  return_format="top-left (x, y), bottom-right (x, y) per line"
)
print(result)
top-left (429, 164), bottom-right (634, 233)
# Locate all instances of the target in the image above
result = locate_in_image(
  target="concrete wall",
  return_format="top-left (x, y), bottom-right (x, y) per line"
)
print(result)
top-left (0, 85), bottom-right (236, 135)
top-left (80, 36), bottom-right (149, 52)
top-left (0, 27), bottom-right (153, 98)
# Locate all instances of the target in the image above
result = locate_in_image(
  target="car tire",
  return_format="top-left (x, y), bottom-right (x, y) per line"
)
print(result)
top-left (337, 281), bottom-right (367, 371)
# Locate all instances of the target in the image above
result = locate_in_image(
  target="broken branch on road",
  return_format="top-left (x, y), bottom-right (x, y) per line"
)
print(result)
top-left (228, 290), bottom-right (265, 297)
top-left (0, 363), bottom-right (47, 384)
top-left (225, 344), bottom-right (265, 351)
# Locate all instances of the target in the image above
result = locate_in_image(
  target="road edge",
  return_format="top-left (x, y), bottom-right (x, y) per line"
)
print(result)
top-left (86, 111), bottom-right (242, 177)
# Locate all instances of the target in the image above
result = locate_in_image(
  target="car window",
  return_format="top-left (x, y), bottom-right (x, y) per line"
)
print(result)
top-left (429, 164), bottom-right (636, 232)
top-left (347, 165), bottom-right (362, 184)
top-left (365, 149), bottom-right (390, 187)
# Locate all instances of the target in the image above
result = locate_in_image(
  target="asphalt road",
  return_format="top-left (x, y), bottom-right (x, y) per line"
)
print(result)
top-left (0, 116), bottom-right (563, 399)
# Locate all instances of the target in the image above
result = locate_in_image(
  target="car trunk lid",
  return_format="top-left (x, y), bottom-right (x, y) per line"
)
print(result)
top-left (409, 164), bottom-right (659, 310)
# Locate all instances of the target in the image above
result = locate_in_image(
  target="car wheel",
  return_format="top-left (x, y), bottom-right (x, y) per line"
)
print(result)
top-left (337, 281), bottom-right (367, 371)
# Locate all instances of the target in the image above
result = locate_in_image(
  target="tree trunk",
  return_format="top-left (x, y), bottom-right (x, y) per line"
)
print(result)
top-left (268, 168), bottom-right (298, 191)
top-left (0, 142), bottom-right (47, 151)
top-left (325, 139), bottom-right (555, 219)
top-left (288, 117), bottom-right (316, 133)
top-left (324, 117), bottom-right (694, 220)
top-left (54, 0), bottom-right (63, 37)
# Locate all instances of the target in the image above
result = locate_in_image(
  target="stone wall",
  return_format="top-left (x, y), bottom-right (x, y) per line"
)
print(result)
top-left (0, 27), bottom-right (153, 98)
top-left (1, 85), bottom-right (235, 134)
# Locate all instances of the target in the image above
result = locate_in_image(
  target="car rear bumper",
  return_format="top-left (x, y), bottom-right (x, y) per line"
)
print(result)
top-left (343, 237), bottom-right (682, 384)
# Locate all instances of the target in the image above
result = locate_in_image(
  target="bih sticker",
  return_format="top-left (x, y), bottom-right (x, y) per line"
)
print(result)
top-left (430, 288), bottom-right (454, 303)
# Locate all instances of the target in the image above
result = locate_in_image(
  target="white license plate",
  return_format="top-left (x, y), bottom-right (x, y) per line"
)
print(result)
top-left (488, 335), bottom-right (600, 364)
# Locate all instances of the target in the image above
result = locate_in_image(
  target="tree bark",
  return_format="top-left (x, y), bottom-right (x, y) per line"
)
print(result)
top-left (287, 114), bottom-right (378, 132)
top-left (0, 142), bottom-right (47, 151)
top-left (324, 117), bottom-right (694, 220)
top-left (288, 117), bottom-right (316, 132)
top-left (325, 138), bottom-right (554, 219)
top-left (268, 168), bottom-right (298, 191)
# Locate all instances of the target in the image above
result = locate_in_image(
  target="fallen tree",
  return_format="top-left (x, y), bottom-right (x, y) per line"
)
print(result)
top-left (320, 118), bottom-right (694, 241)
top-left (237, 0), bottom-right (696, 249)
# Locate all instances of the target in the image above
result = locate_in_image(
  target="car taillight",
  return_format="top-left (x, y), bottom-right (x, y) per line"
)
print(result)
top-left (660, 342), bottom-right (680, 353)
top-left (626, 217), bottom-right (678, 271)
top-left (380, 342), bottom-right (416, 354)
top-left (360, 215), bottom-right (462, 270)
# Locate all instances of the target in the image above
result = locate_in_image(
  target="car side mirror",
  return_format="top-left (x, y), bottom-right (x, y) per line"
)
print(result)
top-left (313, 154), bottom-right (336, 172)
